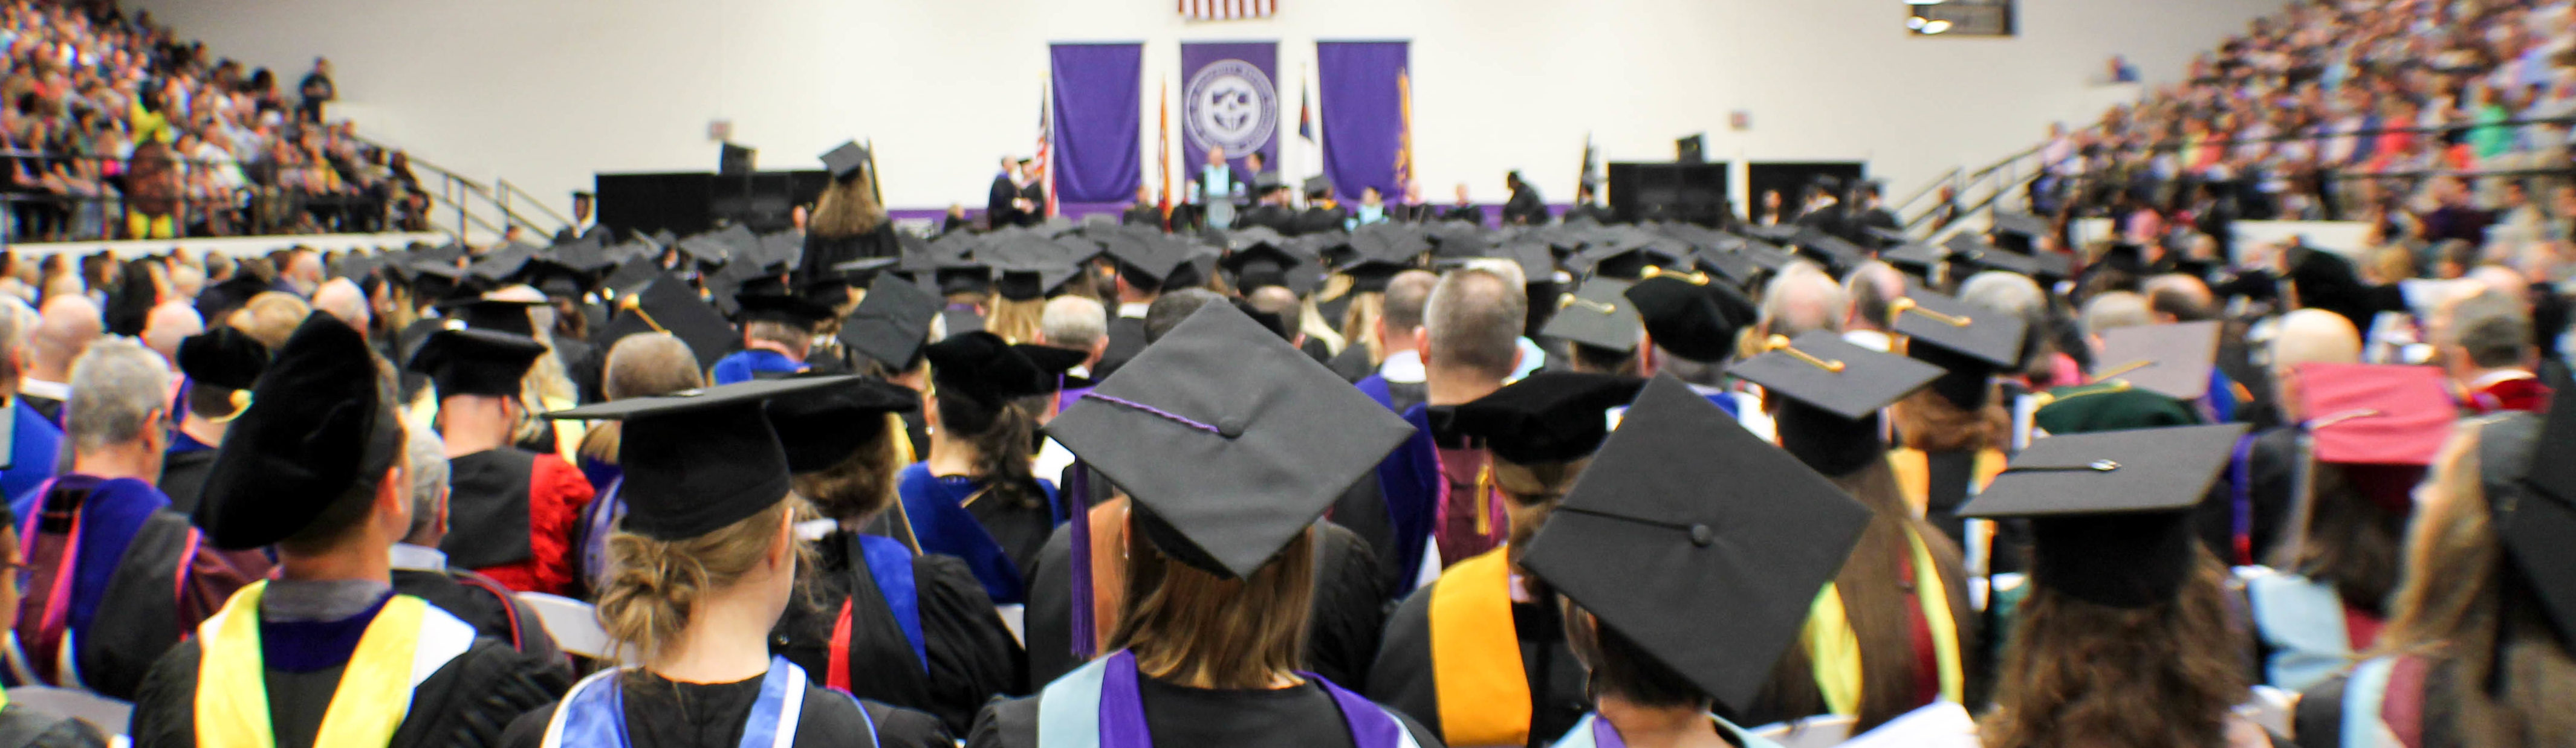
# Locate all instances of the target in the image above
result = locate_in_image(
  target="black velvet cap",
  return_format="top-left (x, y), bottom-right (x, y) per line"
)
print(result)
top-left (840, 274), bottom-right (941, 370)
top-left (1626, 272), bottom-right (1755, 364)
top-left (820, 141), bottom-right (869, 179)
top-left (1789, 227), bottom-right (1867, 273)
top-left (1045, 302), bottom-right (1413, 579)
top-left (735, 284), bottom-right (837, 327)
top-left (765, 375), bottom-right (919, 473)
top-left (592, 274), bottom-right (737, 370)
top-left (2090, 321), bottom-right (2221, 401)
top-left (1732, 330), bottom-right (1943, 421)
top-left (1447, 372), bottom-right (1645, 465)
top-left (176, 327), bottom-right (269, 392)
top-left (407, 326), bottom-right (549, 398)
top-left (436, 297), bottom-right (542, 338)
top-left (1520, 374), bottom-right (1873, 714)
top-left (197, 314), bottom-right (406, 550)
top-left (1958, 423), bottom-right (2251, 608)
top-left (1538, 278), bottom-right (1642, 354)
top-left (1890, 289), bottom-right (2026, 368)
top-left (923, 332), bottom-right (1085, 407)
top-left (546, 376), bottom-right (858, 540)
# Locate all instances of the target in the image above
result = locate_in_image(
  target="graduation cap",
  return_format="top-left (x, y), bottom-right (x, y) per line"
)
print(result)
top-left (2295, 363), bottom-right (2458, 468)
top-left (2090, 321), bottom-right (2222, 401)
top-left (468, 243), bottom-right (540, 283)
top-left (1101, 231), bottom-right (1188, 287)
top-left (1046, 302), bottom-right (1414, 578)
top-left (933, 257), bottom-right (993, 297)
top-left (1990, 211), bottom-right (2049, 240)
top-left (1959, 244), bottom-right (2073, 281)
top-left (1626, 271), bottom-right (1755, 364)
top-left (1880, 242), bottom-right (1949, 276)
top-left (2031, 381), bottom-right (2202, 435)
top-left (1539, 278), bottom-right (1643, 354)
top-left (434, 294), bottom-right (545, 338)
top-left (987, 233), bottom-right (1083, 301)
top-left (407, 326), bottom-right (549, 398)
top-left (1959, 423), bottom-right (2251, 608)
top-left (176, 327), bottom-right (270, 393)
top-left (1736, 238), bottom-right (1796, 274)
top-left (1445, 372), bottom-right (1644, 465)
top-left (196, 314), bottom-right (407, 550)
top-left (840, 274), bottom-right (942, 370)
top-left (592, 274), bottom-right (738, 370)
top-left (330, 253), bottom-right (381, 283)
top-left (1689, 248), bottom-right (1760, 286)
top-left (1520, 375), bottom-right (1874, 714)
top-left (1427, 223), bottom-right (1491, 259)
top-left (765, 375), bottom-right (920, 473)
top-left (1889, 289), bottom-right (2026, 369)
top-left (2484, 369), bottom-right (2576, 655)
top-left (735, 277), bottom-right (837, 327)
top-left (820, 141), bottom-right (869, 179)
top-left (1221, 240), bottom-right (1312, 293)
top-left (1577, 236), bottom-right (1685, 280)
top-left (1732, 331), bottom-right (1944, 476)
top-left (830, 257), bottom-right (901, 288)
top-left (601, 256), bottom-right (661, 297)
top-left (1303, 175), bottom-right (1334, 198)
top-left (545, 376), bottom-right (857, 540)
top-left (1786, 228), bottom-right (1869, 274)
top-left (923, 332), bottom-right (1085, 407)
top-left (1501, 240), bottom-right (1560, 284)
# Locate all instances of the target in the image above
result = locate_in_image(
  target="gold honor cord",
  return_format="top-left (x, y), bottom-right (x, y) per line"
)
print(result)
top-left (1889, 297), bottom-right (1973, 327)
top-left (1764, 335), bottom-right (1847, 373)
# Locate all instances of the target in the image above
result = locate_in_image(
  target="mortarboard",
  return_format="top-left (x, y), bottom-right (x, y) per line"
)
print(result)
top-left (2294, 363), bottom-right (2458, 468)
top-left (1692, 248), bottom-right (1760, 286)
top-left (1733, 331), bottom-right (1942, 476)
top-left (468, 243), bottom-right (540, 283)
top-left (1789, 227), bottom-right (1868, 273)
top-left (545, 376), bottom-right (858, 540)
top-left (831, 257), bottom-right (901, 288)
top-left (1221, 241), bottom-right (1310, 293)
top-left (1626, 271), bottom-right (1755, 364)
top-left (407, 326), bottom-right (549, 398)
top-left (435, 295), bottom-right (544, 338)
top-left (1538, 278), bottom-right (1642, 354)
top-left (1303, 175), bottom-right (1333, 198)
top-left (196, 314), bottom-right (406, 549)
top-left (1737, 238), bottom-right (1796, 273)
top-left (176, 327), bottom-right (270, 392)
top-left (1520, 375), bottom-right (1874, 714)
top-left (820, 141), bottom-right (870, 179)
top-left (735, 277), bottom-right (837, 327)
top-left (2090, 321), bottom-right (2222, 401)
top-left (765, 374), bottom-right (920, 473)
top-left (1101, 232), bottom-right (1188, 286)
top-left (987, 233), bottom-right (1083, 301)
top-left (1046, 302), bottom-right (1413, 578)
top-left (840, 273), bottom-right (942, 370)
top-left (592, 274), bottom-right (738, 370)
top-left (602, 256), bottom-right (661, 295)
top-left (1890, 289), bottom-right (2026, 369)
top-left (1959, 423), bottom-right (2251, 608)
top-left (1446, 372), bottom-right (1644, 465)
top-left (1990, 211), bottom-right (2049, 239)
top-left (1501, 240), bottom-right (1560, 284)
top-left (923, 332), bottom-right (1085, 407)
top-left (1577, 237), bottom-right (1684, 281)
top-left (1959, 244), bottom-right (2073, 280)
top-left (2031, 381), bottom-right (2202, 435)
top-left (1880, 242), bottom-right (1948, 276)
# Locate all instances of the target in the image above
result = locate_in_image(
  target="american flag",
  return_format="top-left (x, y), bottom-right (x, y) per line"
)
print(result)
top-left (1035, 83), bottom-right (1056, 218)
top-left (1181, 0), bottom-right (1274, 21)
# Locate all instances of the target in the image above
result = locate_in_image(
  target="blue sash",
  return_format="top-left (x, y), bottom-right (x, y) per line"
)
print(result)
top-left (546, 657), bottom-right (878, 748)
top-left (2246, 569), bottom-right (2354, 692)
top-left (1357, 375), bottom-right (1398, 412)
top-left (1036, 650), bottom-right (1418, 748)
top-left (1373, 405), bottom-right (1441, 596)
top-left (1545, 712), bottom-right (1778, 748)
top-left (897, 463), bottom-right (1030, 605)
top-left (579, 479), bottom-right (628, 595)
top-left (855, 534), bottom-right (927, 672)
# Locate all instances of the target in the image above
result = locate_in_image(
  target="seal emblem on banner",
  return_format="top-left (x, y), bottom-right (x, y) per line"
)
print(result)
top-left (1184, 59), bottom-right (1277, 155)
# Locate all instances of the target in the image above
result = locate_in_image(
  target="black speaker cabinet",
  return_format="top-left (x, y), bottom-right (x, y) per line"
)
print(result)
top-left (1608, 161), bottom-right (1730, 226)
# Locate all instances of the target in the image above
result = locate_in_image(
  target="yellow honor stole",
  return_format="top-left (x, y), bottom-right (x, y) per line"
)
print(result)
top-left (193, 581), bottom-right (476, 748)
top-left (1800, 527), bottom-right (1964, 716)
top-left (1426, 549), bottom-right (1529, 747)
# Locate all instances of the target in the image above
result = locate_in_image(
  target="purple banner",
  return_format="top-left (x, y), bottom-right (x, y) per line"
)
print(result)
top-left (1050, 44), bottom-right (1144, 204)
top-left (1178, 42), bottom-right (1280, 182)
top-left (1318, 41), bottom-right (1409, 204)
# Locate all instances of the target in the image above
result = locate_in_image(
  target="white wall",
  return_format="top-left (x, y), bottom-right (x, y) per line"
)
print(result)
top-left (132, 0), bottom-right (2280, 219)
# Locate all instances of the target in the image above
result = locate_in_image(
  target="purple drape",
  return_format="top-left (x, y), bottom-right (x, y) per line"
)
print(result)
top-left (1050, 44), bottom-right (1143, 204)
top-left (1178, 42), bottom-right (1280, 176)
top-left (1317, 42), bottom-right (1409, 202)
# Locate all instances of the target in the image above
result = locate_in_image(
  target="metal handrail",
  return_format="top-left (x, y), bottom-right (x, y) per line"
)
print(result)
top-left (1889, 166), bottom-right (1961, 224)
top-left (496, 179), bottom-right (571, 229)
top-left (343, 133), bottom-right (565, 242)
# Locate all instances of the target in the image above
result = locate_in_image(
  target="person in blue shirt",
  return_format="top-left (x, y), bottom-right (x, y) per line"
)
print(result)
top-left (712, 280), bottom-right (837, 385)
top-left (1346, 186), bottom-right (1390, 230)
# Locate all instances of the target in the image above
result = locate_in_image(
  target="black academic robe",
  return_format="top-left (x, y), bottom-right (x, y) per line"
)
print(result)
top-left (0, 706), bottom-right (103, 748)
top-left (802, 225), bottom-right (901, 285)
top-left (1239, 205), bottom-right (1298, 233)
top-left (20, 396), bottom-right (58, 427)
top-left (1291, 207), bottom-right (1352, 236)
top-left (1501, 189), bottom-right (1546, 226)
top-left (772, 530), bottom-right (1025, 737)
top-left (1326, 345), bottom-right (1374, 384)
top-left (1023, 520), bottom-right (1389, 689)
top-left (155, 448), bottom-right (216, 514)
top-left (1120, 205), bottom-right (1162, 228)
top-left (967, 485), bottom-right (1055, 587)
top-left (968, 677), bottom-right (1439, 748)
top-left (1562, 203), bottom-right (1614, 225)
top-left (1093, 316), bottom-right (1149, 382)
top-left (1439, 205), bottom-right (1486, 226)
top-left (83, 510), bottom-right (271, 701)
top-left (130, 631), bottom-right (569, 748)
top-left (500, 670), bottom-right (953, 748)
top-left (987, 176), bottom-right (1021, 228)
top-left (1367, 579), bottom-right (1588, 748)
top-left (390, 561), bottom-right (563, 665)
top-left (550, 225), bottom-right (611, 245)
top-left (1016, 184), bottom-right (1046, 227)
top-left (2197, 425), bottom-right (2298, 566)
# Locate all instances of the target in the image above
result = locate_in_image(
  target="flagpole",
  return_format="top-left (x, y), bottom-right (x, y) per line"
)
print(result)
top-left (1040, 78), bottom-right (1058, 219)
top-left (1158, 79), bottom-right (1172, 227)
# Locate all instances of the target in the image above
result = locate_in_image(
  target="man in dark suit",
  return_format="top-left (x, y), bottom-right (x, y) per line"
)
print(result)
top-left (1016, 158), bottom-right (1047, 227)
top-left (1121, 187), bottom-right (1163, 228)
top-left (987, 157), bottom-right (1024, 230)
top-left (1437, 183), bottom-right (1485, 225)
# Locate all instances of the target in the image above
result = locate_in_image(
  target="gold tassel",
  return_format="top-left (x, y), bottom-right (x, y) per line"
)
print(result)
top-left (1474, 462), bottom-right (1494, 537)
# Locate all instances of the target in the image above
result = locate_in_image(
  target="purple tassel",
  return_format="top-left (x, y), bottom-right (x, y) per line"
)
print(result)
top-left (1068, 460), bottom-right (1097, 660)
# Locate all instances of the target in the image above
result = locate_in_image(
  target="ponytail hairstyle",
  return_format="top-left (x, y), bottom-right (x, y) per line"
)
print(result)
top-left (596, 499), bottom-right (807, 661)
top-left (985, 298), bottom-right (1046, 344)
top-left (932, 387), bottom-right (1044, 513)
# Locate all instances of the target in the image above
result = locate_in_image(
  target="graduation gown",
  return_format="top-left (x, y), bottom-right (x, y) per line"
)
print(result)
top-left (1501, 189), bottom-right (1546, 226)
top-left (1292, 207), bottom-right (1353, 236)
top-left (967, 670), bottom-right (1438, 748)
top-left (1369, 549), bottom-right (1586, 748)
top-left (1438, 205), bottom-right (1486, 226)
top-left (800, 224), bottom-right (901, 284)
top-left (499, 665), bottom-right (953, 748)
top-left (1327, 344), bottom-right (1375, 384)
top-left (155, 445), bottom-right (218, 515)
top-left (1239, 205), bottom-right (1298, 233)
top-left (988, 176), bottom-right (1022, 228)
top-left (2293, 654), bottom-right (2463, 748)
top-left (390, 544), bottom-right (563, 665)
top-left (1094, 316), bottom-right (1150, 382)
top-left (441, 448), bottom-right (595, 595)
top-left (895, 463), bottom-right (1059, 605)
top-left (1119, 205), bottom-right (1162, 228)
top-left (772, 530), bottom-right (1025, 737)
top-left (73, 509), bottom-right (270, 701)
top-left (1022, 503), bottom-right (1390, 689)
top-left (0, 704), bottom-right (101, 748)
top-left (128, 593), bottom-right (571, 748)
top-left (1017, 184), bottom-right (1047, 227)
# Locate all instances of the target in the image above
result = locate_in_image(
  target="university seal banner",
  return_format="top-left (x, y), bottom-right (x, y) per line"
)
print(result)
top-left (1178, 42), bottom-right (1279, 177)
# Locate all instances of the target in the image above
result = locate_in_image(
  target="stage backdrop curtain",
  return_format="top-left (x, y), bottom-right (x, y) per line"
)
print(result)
top-left (1050, 43), bottom-right (1143, 204)
top-left (1317, 41), bottom-right (1409, 202)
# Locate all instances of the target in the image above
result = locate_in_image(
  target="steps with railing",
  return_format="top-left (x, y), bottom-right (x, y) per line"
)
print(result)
top-left (351, 135), bottom-right (568, 245)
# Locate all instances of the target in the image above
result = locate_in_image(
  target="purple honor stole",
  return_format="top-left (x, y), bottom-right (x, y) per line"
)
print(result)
top-left (542, 656), bottom-right (879, 748)
top-left (1036, 650), bottom-right (1419, 748)
top-left (1549, 713), bottom-right (1780, 748)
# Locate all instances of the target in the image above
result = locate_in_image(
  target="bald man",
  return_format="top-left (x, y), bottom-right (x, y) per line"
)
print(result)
top-left (2213, 308), bottom-right (2364, 565)
top-left (1758, 263), bottom-right (1849, 342)
top-left (140, 301), bottom-right (203, 369)
top-left (1841, 260), bottom-right (1905, 352)
top-left (22, 295), bottom-right (103, 424)
top-left (309, 277), bottom-right (371, 332)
